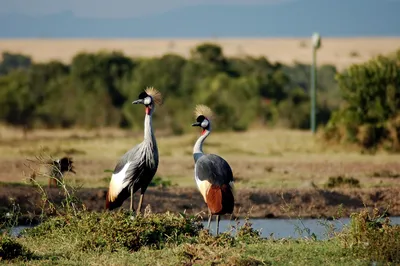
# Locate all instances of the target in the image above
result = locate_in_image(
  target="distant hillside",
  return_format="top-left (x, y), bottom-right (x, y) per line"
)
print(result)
top-left (0, 0), bottom-right (399, 38)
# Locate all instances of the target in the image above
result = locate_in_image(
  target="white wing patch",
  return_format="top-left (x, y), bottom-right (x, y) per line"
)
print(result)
top-left (194, 164), bottom-right (211, 203)
top-left (108, 162), bottom-right (131, 202)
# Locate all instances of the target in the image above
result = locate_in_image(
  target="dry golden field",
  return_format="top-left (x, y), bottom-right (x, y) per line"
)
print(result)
top-left (1, 125), bottom-right (400, 190)
top-left (1, 37), bottom-right (400, 70)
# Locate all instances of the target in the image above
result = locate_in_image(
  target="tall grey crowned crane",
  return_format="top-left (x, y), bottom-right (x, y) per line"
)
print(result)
top-left (105, 87), bottom-right (162, 214)
top-left (191, 105), bottom-right (235, 235)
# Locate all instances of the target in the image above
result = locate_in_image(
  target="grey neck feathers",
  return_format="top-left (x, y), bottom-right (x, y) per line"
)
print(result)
top-left (141, 111), bottom-right (158, 168)
top-left (144, 112), bottom-right (156, 144)
top-left (193, 127), bottom-right (211, 162)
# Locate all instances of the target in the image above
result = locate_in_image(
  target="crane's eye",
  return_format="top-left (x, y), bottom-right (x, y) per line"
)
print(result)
top-left (201, 119), bottom-right (209, 128)
top-left (143, 97), bottom-right (152, 105)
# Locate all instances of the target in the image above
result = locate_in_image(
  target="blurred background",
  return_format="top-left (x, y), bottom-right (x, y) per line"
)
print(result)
top-left (0, 0), bottom-right (400, 219)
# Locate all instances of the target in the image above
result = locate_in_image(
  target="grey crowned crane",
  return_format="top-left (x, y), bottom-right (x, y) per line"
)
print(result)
top-left (191, 105), bottom-right (235, 235)
top-left (48, 157), bottom-right (76, 188)
top-left (105, 87), bottom-right (162, 214)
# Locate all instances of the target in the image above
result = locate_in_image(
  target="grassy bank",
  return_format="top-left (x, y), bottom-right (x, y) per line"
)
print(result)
top-left (1, 209), bottom-right (399, 265)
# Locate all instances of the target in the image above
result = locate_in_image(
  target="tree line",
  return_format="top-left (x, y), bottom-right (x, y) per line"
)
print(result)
top-left (0, 43), bottom-right (341, 136)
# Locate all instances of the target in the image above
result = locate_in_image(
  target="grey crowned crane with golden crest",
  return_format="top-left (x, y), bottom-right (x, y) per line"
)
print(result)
top-left (191, 105), bottom-right (235, 234)
top-left (105, 87), bottom-right (162, 214)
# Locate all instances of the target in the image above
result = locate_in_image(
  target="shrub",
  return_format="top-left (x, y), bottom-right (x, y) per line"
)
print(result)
top-left (0, 235), bottom-right (32, 260)
top-left (341, 209), bottom-right (400, 263)
top-left (25, 210), bottom-right (203, 252)
top-left (323, 52), bottom-right (400, 151)
top-left (324, 176), bottom-right (361, 189)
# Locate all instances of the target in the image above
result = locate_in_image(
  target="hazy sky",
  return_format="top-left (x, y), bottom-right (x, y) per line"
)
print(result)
top-left (0, 0), bottom-right (295, 18)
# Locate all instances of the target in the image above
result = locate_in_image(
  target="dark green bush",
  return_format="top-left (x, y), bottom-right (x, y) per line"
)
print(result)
top-left (323, 52), bottom-right (400, 151)
top-left (324, 176), bottom-right (361, 189)
top-left (0, 235), bottom-right (32, 260)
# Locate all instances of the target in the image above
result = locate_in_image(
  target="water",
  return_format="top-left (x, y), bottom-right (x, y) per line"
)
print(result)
top-left (203, 216), bottom-right (400, 239)
top-left (9, 217), bottom-right (400, 240)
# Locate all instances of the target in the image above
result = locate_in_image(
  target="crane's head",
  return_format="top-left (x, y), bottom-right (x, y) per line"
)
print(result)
top-left (192, 105), bottom-right (214, 135)
top-left (132, 87), bottom-right (163, 115)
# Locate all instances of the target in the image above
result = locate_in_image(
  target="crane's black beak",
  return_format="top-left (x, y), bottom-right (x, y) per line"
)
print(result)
top-left (132, 99), bottom-right (144, 104)
top-left (192, 122), bottom-right (201, 127)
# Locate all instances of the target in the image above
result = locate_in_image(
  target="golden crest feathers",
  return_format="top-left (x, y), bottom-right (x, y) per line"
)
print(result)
top-left (194, 104), bottom-right (214, 120)
top-left (145, 87), bottom-right (163, 105)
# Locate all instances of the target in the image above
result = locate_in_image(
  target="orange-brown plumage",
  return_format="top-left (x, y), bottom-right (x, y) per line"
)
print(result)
top-left (206, 184), bottom-right (234, 215)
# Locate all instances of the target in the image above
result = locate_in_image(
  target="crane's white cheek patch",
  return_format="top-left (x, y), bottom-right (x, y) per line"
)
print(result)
top-left (108, 162), bottom-right (131, 202)
top-left (197, 180), bottom-right (211, 203)
top-left (144, 97), bottom-right (152, 105)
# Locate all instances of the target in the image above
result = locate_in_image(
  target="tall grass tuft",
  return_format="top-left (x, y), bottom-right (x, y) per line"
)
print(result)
top-left (340, 208), bottom-right (400, 264)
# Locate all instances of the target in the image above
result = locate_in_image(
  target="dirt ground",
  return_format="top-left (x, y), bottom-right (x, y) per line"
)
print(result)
top-left (1, 184), bottom-right (399, 226)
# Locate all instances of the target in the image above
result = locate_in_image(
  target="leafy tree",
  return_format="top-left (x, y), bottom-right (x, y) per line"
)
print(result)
top-left (324, 53), bottom-right (400, 151)
top-left (0, 52), bottom-right (32, 76)
top-left (0, 70), bottom-right (35, 137)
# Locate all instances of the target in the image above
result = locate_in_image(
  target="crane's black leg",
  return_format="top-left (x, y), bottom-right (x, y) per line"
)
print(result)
top-left (216, 215), bottom-right (220, 235)
top-left (137, 193), bottom-right (144, 215)
top-left (129, 187), bottom-right (134, 212)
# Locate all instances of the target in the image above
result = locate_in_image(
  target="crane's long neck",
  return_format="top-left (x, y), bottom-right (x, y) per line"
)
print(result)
top-left (144, 112), bottom-right (156, 144)
top-left (193, 128), bottom-right (211, 162)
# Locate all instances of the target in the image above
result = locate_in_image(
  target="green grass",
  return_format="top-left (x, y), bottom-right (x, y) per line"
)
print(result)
top-left (2, 208), bottom-right (399, 265)
top-left (5, 240), bottom-right (366, 265)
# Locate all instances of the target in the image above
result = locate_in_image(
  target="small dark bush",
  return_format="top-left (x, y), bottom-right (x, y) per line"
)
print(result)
top-left (235, 219), bottom-right (262, 244)
top-left (324, 176), bottom-right (360, 189)
top-left (0, 235), bottom-right (32, 260)
top-left (371, 170), bottom-right (400, 178)
top-left (149, 176), bottom-right (173, 188)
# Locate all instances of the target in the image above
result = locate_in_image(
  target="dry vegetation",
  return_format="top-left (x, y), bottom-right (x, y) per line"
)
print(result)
top-left (1, 37), bottom-right (400, 70)
top-left (1, 126), bottom-right (400, 220)
top-left (1, 125), bottom-right (400, 190)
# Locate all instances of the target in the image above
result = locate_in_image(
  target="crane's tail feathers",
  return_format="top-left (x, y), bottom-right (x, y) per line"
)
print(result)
top-left (194, 105), bottom-right (214, 120)
top-left (145, 87), bottom-right (163, 105)
top-left (206, 184), bottom-right (234, 215)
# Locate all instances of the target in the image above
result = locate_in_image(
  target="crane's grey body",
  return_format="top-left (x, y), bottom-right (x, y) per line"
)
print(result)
top-left (195, 154), bottom-right (233, 187)
top-left (106, 98), bottom-right (159, 212)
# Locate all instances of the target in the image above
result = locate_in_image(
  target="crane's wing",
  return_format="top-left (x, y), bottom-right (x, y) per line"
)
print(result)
top-left (106, 143), bottom-right (146, 209)
top-left (194, 154), bottom-right (234, 201)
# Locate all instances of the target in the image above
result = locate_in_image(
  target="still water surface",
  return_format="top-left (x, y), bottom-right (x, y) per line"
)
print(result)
top-left (11, 216), bottom-right (400, 240)
top-left (204, 216), bottom-right (400, 239)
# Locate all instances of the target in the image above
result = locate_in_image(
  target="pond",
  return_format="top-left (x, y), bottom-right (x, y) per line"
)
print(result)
top-left (10, 216), bottom-right (400, 240)
top-left (204, 216), bottom-right (400, 239)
